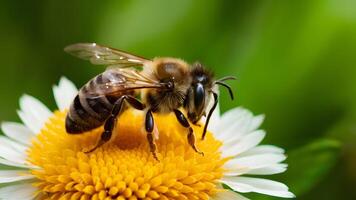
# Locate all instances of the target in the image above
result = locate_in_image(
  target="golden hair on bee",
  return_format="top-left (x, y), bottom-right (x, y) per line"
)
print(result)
top-left (64, 43), bottom-right (236, 160)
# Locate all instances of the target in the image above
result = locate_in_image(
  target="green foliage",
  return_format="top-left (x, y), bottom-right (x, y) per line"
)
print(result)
top-left (242, 139), bottom-right (340, 200)
top-left (283, 139), bottom-right (341, 196)
top-left (0, 0), bottom-right (355, 199)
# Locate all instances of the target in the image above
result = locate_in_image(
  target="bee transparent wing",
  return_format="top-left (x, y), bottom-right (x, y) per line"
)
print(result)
top-left (83, 68), bottom-right (164, 98)
top-left (64, 43), bottom-right (151, 67)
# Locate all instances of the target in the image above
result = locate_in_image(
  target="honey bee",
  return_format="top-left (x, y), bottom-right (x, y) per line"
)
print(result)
top-left (64, 43), bottom-right (235, 160)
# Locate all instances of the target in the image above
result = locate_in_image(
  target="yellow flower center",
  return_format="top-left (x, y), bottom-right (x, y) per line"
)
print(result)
top-left (27, 110), bottom-right (226, 200)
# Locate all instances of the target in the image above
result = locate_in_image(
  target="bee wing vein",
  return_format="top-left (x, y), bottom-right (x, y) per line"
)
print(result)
top-left (65, 43), bottom-right (151, 67)
top-left (84, 68), bottom-right (164, 98)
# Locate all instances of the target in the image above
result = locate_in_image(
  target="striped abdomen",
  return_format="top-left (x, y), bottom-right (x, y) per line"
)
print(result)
top-left (65, 72), bottom-right (132, 134)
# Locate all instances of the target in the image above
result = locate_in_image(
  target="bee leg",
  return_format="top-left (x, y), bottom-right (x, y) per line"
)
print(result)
top-left (173, 109), bottom-right (204, 156)
top-left (145, 109), bottom-right (159, 161)
top-left (86, 95), bottom-right (145, 153)
top-left (202, 92), bottom-right (218, 140)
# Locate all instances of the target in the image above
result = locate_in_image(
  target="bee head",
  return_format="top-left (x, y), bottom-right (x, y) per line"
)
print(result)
top-left (186, 62), bottom-right (236, 140)
top-left (186, 62), bottom-right (214, 124)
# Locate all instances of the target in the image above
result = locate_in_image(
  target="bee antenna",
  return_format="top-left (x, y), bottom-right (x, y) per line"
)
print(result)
top-left (215, 81), bottom-right (234, 100)
top-left (215, 76), bottom-right (236, 82)
top-left (202, 92), bottom-right (218, 140)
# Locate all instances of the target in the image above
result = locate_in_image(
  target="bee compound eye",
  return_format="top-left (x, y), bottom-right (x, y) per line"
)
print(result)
top-left (166, 81), bottom-right (174, 89)
top-left (194, 83), bottom-right (205, 112)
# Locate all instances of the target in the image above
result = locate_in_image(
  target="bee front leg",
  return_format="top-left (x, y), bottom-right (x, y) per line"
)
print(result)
top-left (86, 95), bottom-right (145, 153)
top-left (145, 109), bottom-right (159, 161)
top-left (173, 109), bottom-right (204, 156)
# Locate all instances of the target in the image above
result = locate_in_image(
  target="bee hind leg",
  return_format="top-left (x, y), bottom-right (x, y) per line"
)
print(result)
top-left (173, 109), bottom-right (204, 156)
top-left (145, 109), bottom-right (159, 161)
top-left (86, 95), bottom-right (145, 153)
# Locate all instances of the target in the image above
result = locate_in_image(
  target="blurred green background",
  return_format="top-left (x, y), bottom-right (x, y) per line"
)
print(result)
top-left (1, 0), bottom-right (356, 199)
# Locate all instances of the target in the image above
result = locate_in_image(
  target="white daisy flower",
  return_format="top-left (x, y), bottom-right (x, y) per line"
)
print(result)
top-left (0, 77), bottom-right (294, 199)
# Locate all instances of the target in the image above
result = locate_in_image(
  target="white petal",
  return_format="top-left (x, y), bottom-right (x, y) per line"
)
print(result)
top-left (224, 164), bottom-right (288, 176)
top-left (239, 145), bottom-right (285, 157)
top-left (215, 107), bottom-right (265, 143)
top-left (219, 115), bottom-right (264, 143)
top-left (20, 95), bottom-right (52, 123)
top-left (17, 111), bottom-right (40, 136)
top-left (220, 115), bottom-right (252, 140)
top-left (246, 114), bottom-right (264, 133)
top-left (246, 164), bottom-right (288, 175)
top-left (217, 112), bottom-right (263, 144)
top-left (0, 170), bottom-right (35, 183)
top-left (1, 122), bottom-right (34, 145)
top-left (205, 92), bottom-right (221, 134)
top-left (0, 137), bottom-right (27, 164)
top-left (211, 190), bottom-right (249, 200)
top-left (221, 177), bottom-right (295, 198)
top-left (215, 107), bottom-right (252, 141)
top-left (224, 153), bottom-right (286, 174)
top-left (0, 136), bottom-right (27, 154)
top-left (53, 77), bottom-right (78, 110)
top-left (0, 158), bottom-right (36, 169)
top-left (0, 183), bottom-right (37, 200)
top-left (18, 95), bottom-right (52, 133)
top-left (221, 130), bottom-right (266, 158)
top-left (219, 107), bottom-right (249, 127)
